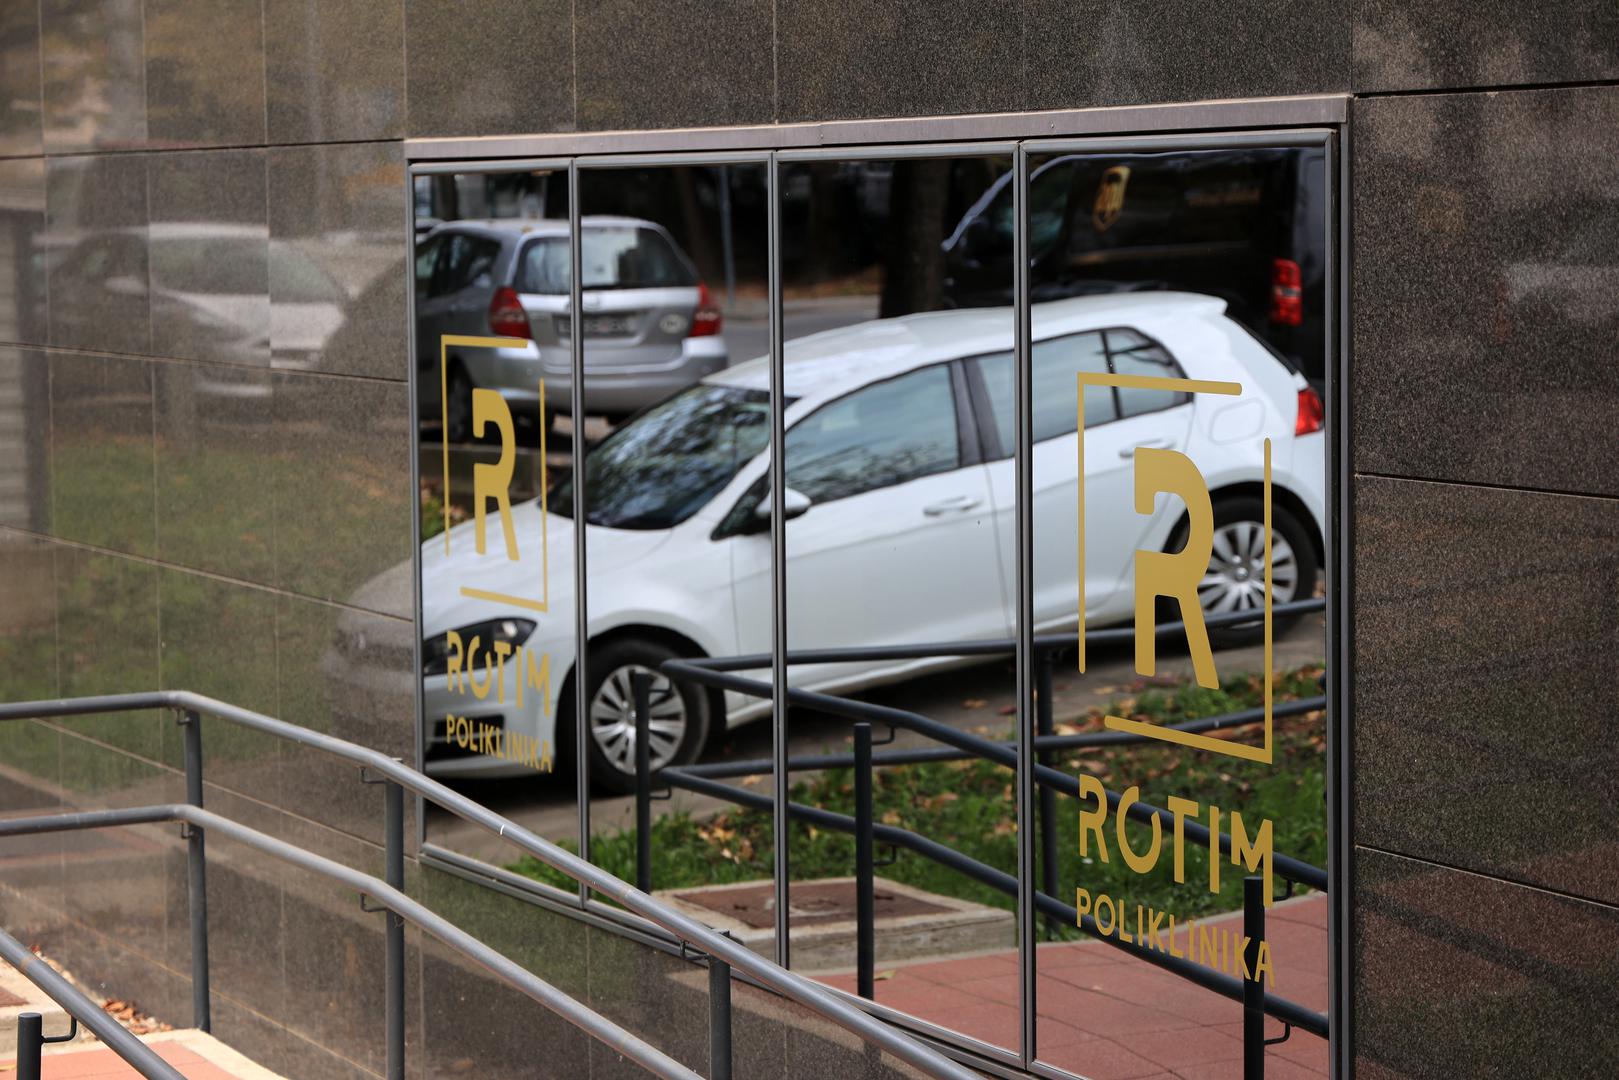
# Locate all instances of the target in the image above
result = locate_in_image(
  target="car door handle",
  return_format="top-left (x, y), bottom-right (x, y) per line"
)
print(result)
top-left (923, 495), bottom-right (983, 516)
top-left (1118, 437), bottom-right (1173, 459)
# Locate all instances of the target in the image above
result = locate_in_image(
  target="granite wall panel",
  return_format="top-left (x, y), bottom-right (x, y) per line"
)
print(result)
top-left (1352, 0), bottom-right (1619, 93)
top-left (1355, 847), bottom-right (1619, 1077)
top-left (1352, 87), bottom-right (1619, 497)
top-left (39, 0), bottom-right (147, 154)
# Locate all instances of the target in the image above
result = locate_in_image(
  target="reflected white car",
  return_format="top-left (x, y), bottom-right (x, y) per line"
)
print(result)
top-left (413, 293), bottom-right (1325, 789)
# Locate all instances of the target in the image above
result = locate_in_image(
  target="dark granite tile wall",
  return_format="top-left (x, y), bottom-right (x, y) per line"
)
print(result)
top-left (1354, 848), bottom-right (1619, 1077)
top-left (39, 0), bottom-right (147, 154)
top-left (0, 347), bottom-right (50, 532)
top-left (0, 158), bottom-right (48, 347)
top-left (1026, 0), bottom-right (1348, 112)
top-left (275, 591), bottom-right (414, 848)
top-left (270, 370), bottom-right (412, 612)
top-left (157, 566), bottom-right (282, 803)
top-left (0, 4), bottom-right (43, 159)
top-left (48, 350), bottom-right (155, 555)
top-left (1352, 0), bottom-right (1619, 93)
top-left (1352, 87), bottom-right (1619, 497)
top-left (44, 152), bottom-right (150, 355)
top-left (1354, 476), bottom-right (1619, 905)
top-left (146, 149), bottom-right (271, 366)
top-left (266, 141), bottom-right (408, 380)
top-left (403, 0), bottom-right (574, 138)
top-left (264, 0), bottom-right (406, 144)
top-left (54, 543), bottom-right (164, 760)
top-left (775, 0), bottom-right (1022, 122)
top-left (575, 0), bottom-right (774, 131)
top-left (143, 0), bottom-right (266, 148)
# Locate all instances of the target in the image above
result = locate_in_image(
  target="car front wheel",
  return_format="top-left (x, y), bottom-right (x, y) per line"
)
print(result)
top-left (583, 639), bottom-right (711, 794)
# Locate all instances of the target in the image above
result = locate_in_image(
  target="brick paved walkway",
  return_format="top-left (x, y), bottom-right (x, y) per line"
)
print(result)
top-left (818, 893), bottom-right (1330, 1079)
top-left (0, 1030), bottom-right (281, 1079)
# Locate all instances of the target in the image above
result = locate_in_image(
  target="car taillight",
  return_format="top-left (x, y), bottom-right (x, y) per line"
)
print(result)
top-left (488, 286), bottom-right (532, 340)
top-left (689, 281), bottom-right (722, 338)
top-left (1295, 386), bottom-right (1323, 436)
top-left (1271, 257), bottom-right (1303, 327)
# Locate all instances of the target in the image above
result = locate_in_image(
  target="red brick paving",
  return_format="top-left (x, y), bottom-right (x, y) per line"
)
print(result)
top-left (0, 1038), bottom-right (265, 1079)
top-left (818, 893), bottom-right (1330, 1079)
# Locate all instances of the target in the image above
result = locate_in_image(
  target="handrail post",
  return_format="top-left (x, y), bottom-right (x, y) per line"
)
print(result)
top-left (1035, 649), bottom-right (1057, 936)
top-left (633, 672), bottom-right (653, 895)
top-left (384, 779), bottom-right (405, 1080)
top-left (1244, 875), bottom-right (1265, 1080)
top-left (180, 709), bottom-right (211, 1032)
top-left (16, 1012), bottom-right (41, 1080)
top-left (708, 953), bottom-right (732, 1080)
top-left (854, 722), bottom-right (875, 1000)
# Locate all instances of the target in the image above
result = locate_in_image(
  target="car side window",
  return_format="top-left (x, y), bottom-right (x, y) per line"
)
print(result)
top-left (969, 330), bottom-right (1115, 457)
top-left (1107, 327), bottom-right (1190, 418)
top-left (415, 235), bottom-right (444, 301)
top-left (441, 235), bottom-right (500, 294)
top-left (785, 364), bottom-right (960, 505)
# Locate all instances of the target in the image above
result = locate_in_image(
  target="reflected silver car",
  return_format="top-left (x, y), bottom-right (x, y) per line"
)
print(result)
top-left (414, 216), bottom-right (727, 438)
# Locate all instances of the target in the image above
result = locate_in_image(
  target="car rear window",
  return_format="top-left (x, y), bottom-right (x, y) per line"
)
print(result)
top-left (517, 227), bottom-right (696, 294)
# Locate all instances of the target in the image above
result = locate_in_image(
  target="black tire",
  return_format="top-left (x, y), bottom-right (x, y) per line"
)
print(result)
top-left (581, 638), bottom-right (711, 795)
top-left (445, 361), bottom-right (473, 444)
top-left (1169, 496), bottom-right (1318, 650)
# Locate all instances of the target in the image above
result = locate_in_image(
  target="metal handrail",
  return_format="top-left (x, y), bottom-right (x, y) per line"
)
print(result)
top-left (661, 664), bottom-right (1328, 892)
top-left (0, 691), bottom-right (983, 1080)
top-left (0, 927), bottom-right (184, 1080)
top-left (0, 805), bottom-right (703, 1080)
top-left (640, 596), bottom-right (1332, 1049)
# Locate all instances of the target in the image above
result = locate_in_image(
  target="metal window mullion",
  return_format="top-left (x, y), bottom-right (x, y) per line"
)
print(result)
top-left (569, 160), bottom-right (590, 899)
top-left (1329, 124), bottom-right (1352, 1080)
top-left (1012, 144), bottom-right (1036, 1069)
top-left (767, 152), bottom-right (791, 969)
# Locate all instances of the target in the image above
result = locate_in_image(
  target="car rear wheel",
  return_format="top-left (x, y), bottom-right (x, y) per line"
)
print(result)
top-left (1180, 496), bottom-right (1318, 649)
top-left (583, 638), bottom-right (711, 794)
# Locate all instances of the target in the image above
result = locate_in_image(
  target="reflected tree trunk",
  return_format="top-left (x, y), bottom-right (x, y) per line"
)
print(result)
top-left (880, 159), bottom-right (950, 318)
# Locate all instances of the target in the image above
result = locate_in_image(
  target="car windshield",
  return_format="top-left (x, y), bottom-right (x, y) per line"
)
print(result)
top-left (552, 383), bottom-right (772, 530)
top-left (517, 226), bottom-right (696, 294)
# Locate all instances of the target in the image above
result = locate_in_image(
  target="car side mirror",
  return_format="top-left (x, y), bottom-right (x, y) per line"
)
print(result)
top-left (753, 487), bottom-right (811, 524)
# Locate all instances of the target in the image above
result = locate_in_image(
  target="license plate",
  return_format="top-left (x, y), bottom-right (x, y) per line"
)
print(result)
top-left (557, 314), bottom-right (635, 337)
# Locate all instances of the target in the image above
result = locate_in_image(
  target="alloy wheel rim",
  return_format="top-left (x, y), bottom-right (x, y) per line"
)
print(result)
top-left (589, 664), bottom-right (687, 774)
top-left (1198, 521), bottom-right (1298, 615)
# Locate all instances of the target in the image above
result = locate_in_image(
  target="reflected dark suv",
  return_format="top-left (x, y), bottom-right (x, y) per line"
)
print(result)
top-left (942, 147), bottom-right (1327, 382)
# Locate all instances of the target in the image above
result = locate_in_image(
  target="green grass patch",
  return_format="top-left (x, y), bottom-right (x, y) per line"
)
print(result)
top-left (510, 665), bottom-right (1327, 932)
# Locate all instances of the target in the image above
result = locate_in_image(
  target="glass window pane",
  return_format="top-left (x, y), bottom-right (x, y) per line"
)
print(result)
top-left (781, 152), bottom-right (1020, 1054)
top-left (1027, 144), bottom-right (1332, 1080)
top-left (411, 166), bottom-right (581, 873)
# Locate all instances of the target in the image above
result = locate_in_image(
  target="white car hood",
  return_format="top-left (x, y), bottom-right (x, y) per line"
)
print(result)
top-left (421, 501), bottom-right (674, 637)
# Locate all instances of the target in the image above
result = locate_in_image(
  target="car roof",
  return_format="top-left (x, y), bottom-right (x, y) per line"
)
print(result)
top-left (426, 215), bottom-right (659, 240)
top-left (709, 292), bottom-right (1229, 400)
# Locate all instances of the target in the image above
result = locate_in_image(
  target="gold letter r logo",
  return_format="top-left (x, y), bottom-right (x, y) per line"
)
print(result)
top-left (1132, 447), bottom-right (1216, 689)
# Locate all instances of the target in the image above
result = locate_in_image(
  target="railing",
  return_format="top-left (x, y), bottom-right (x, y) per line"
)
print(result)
top-left (638, 598), bottom-right (1330, 1078)
top-left (0, 692), bottom-right (983, 1080)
